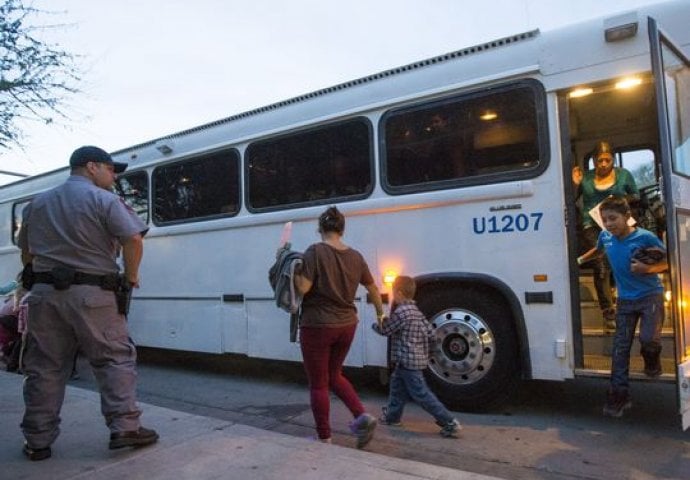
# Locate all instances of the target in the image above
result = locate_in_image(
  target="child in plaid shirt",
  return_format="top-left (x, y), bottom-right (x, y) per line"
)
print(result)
top-left (372, 276), bottom-right (461, 437)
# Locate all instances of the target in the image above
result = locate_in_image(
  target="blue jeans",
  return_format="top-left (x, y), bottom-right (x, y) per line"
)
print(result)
top-left (610, 293), bottom-right (664, 391)
top-left (385, 366), bottom-right (454, 425)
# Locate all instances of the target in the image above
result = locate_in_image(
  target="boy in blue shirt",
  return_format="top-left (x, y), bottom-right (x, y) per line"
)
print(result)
top-left (372, 275), bottom-right (461, 437)
top-left (578, 196), bottom-right (667, 418)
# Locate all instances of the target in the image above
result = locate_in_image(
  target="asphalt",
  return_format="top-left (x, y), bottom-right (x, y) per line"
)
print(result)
top-left (0, 371), bottom-right (501, 480)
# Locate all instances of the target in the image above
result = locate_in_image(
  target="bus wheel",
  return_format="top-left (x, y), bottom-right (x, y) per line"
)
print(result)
top-left (418, 287), bottom-right (519, 412)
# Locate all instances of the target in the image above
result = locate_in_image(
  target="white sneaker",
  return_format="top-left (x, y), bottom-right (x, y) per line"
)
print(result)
top-left (308, 435), bottom-right (332, 444)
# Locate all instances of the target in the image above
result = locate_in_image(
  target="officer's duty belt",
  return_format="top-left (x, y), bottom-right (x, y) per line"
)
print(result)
top-left (33, 271), bottom-right (118, 291)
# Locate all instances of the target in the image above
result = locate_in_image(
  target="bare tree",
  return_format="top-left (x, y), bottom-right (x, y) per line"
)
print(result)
top-left (0, 0), bottom-right (80, 149)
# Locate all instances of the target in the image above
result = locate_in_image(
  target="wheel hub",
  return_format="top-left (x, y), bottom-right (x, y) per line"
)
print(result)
top-left (428, 309), bottom-right (495, 385)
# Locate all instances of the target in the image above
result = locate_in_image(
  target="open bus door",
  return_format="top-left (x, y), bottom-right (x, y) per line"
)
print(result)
top-left (648, 17), bottom-right (690, 430)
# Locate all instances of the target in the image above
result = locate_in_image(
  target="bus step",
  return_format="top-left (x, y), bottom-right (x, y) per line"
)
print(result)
top-left (578, 274), bottom-right (598, 303)
top-left (582, 329), bottom-right (675, 358)
top-left (580, 302), bottom-right (607, 329)
top-left (579, 354), bottom-right (676, 383)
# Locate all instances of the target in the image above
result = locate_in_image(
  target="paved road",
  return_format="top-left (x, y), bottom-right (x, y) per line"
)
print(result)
top-left (68, 348), bottom-right (690, 480)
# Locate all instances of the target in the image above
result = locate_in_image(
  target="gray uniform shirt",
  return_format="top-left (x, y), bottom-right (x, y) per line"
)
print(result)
top-left (17, 175), bottom-right (147, 275)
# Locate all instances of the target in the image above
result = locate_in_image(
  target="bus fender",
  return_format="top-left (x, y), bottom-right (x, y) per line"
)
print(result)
top-left (413, 271), bottom-right (532, 380)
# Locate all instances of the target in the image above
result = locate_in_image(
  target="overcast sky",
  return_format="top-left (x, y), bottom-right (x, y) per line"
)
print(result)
top-left (0, 0), bottom-right (667, 184)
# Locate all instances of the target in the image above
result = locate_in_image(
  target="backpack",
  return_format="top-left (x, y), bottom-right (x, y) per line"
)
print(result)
top-left (0, 311), bottom-right (21, 372)
top-left (268, 246), bottom-right (304, 342)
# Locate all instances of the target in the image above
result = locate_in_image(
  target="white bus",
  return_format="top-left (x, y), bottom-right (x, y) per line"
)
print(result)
top-left (2, 0), bottom-right (690, 427)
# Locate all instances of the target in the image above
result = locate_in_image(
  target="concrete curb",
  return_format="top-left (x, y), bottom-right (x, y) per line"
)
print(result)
top-left (0, 371), bottom-right (501, 480)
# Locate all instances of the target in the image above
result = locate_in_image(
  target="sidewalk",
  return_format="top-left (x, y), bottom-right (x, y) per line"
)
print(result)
top-left (0, 371), bottom-right (501, 480)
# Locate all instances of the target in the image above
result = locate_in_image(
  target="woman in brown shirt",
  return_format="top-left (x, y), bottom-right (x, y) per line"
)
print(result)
top-left (295, 206), bottom-right (383, 448)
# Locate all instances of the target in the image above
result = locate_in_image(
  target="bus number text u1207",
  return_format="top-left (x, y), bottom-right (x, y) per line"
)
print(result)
top-left (472, 212), bottom-right (544, 234)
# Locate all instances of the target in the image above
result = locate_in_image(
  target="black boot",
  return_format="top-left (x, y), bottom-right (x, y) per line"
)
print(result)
top-left (641, 343), bottom-right (662, 377)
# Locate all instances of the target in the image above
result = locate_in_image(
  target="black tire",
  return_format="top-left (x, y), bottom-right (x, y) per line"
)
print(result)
top-left (417, 285), bottom-right (520, 412)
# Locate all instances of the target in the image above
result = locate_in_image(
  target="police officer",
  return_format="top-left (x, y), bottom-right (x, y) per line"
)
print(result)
top-left (17, 146), bottom-right (158, 461)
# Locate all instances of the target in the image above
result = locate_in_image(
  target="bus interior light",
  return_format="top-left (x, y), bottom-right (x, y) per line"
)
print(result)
top-left (480, 111), bottom-right (498, 121)
top-left (615, 77), bottom-right (642, 90)
top-left (568, 87), bottom-right (593, 99)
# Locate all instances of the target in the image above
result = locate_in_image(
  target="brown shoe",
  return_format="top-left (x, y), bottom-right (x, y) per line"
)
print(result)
top-left (109, 427), bottom-right (159, 450)
top-left (603, 308), bottom-right (616, 331)
top-left (603, 389), bottom-right (632, 418)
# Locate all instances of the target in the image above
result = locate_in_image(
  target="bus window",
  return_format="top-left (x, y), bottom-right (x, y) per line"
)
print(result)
top-left (11, 199), bottom-right (31, 245)
top-left (246, 118), bottom-right (372, 211)
top-left (152, 149), bottom-right (240, 225)
top-left (663, 43), bottom-right (690, 177)
top-left (382, 81), bottom-right (545, 191)
top-left (114, 171), bottom-right (149, 224)
top-left (622, 149), bottom-right (656, 188)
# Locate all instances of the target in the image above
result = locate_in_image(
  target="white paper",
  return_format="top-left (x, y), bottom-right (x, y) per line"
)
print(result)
top-left (588, 200), bottom-right (636, 230)
top-left (278, 221), bottom-right (292, 248)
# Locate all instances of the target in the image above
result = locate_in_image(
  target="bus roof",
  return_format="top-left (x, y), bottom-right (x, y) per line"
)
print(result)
top-left (3, 0), bottom-right (689, 186)
top-left (110, 30), bottom-right (539, 156)
top-left (109, 0), bottom-right (690, 168)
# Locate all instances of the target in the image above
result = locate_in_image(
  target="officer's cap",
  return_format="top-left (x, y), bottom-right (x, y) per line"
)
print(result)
top-left (69, 146), bottom-right (127, 173)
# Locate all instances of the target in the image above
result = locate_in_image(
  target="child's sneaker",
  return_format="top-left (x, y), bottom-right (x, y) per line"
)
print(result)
top-left (602, 389), bottom-right (632, 418)
top-left (308, 435), bottom-right (332, 444)
top-left (439, 418), bottom-right (462, 438)
top-left (378, 415), bottom-right (402, 426)
top-left (350, 413), bottom-right (377, 449)
top-left (379, 407), bottom-right (402, 426)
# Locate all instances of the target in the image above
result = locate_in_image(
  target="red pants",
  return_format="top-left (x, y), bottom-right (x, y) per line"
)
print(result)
top-left (300, 324), bottom-right (364, 439)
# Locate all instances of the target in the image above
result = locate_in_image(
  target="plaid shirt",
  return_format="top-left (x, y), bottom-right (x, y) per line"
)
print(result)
top-left (372, 300), bottom-right (434, 370)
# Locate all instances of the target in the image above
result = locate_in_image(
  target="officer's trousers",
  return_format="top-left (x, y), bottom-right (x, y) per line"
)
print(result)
top-left (21, 284), bottom-right (142, 449)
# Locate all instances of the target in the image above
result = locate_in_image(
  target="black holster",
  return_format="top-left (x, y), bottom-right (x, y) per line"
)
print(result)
top-left (21, 263), bottom-right (35, 290)
top-left (51, 266), bottom-right (75, 290)
top-left (115, 276), bottom-right (133, 315)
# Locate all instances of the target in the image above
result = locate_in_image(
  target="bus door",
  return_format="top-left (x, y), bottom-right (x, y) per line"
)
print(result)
top-left (648, 16), bottom-right (690, 429)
